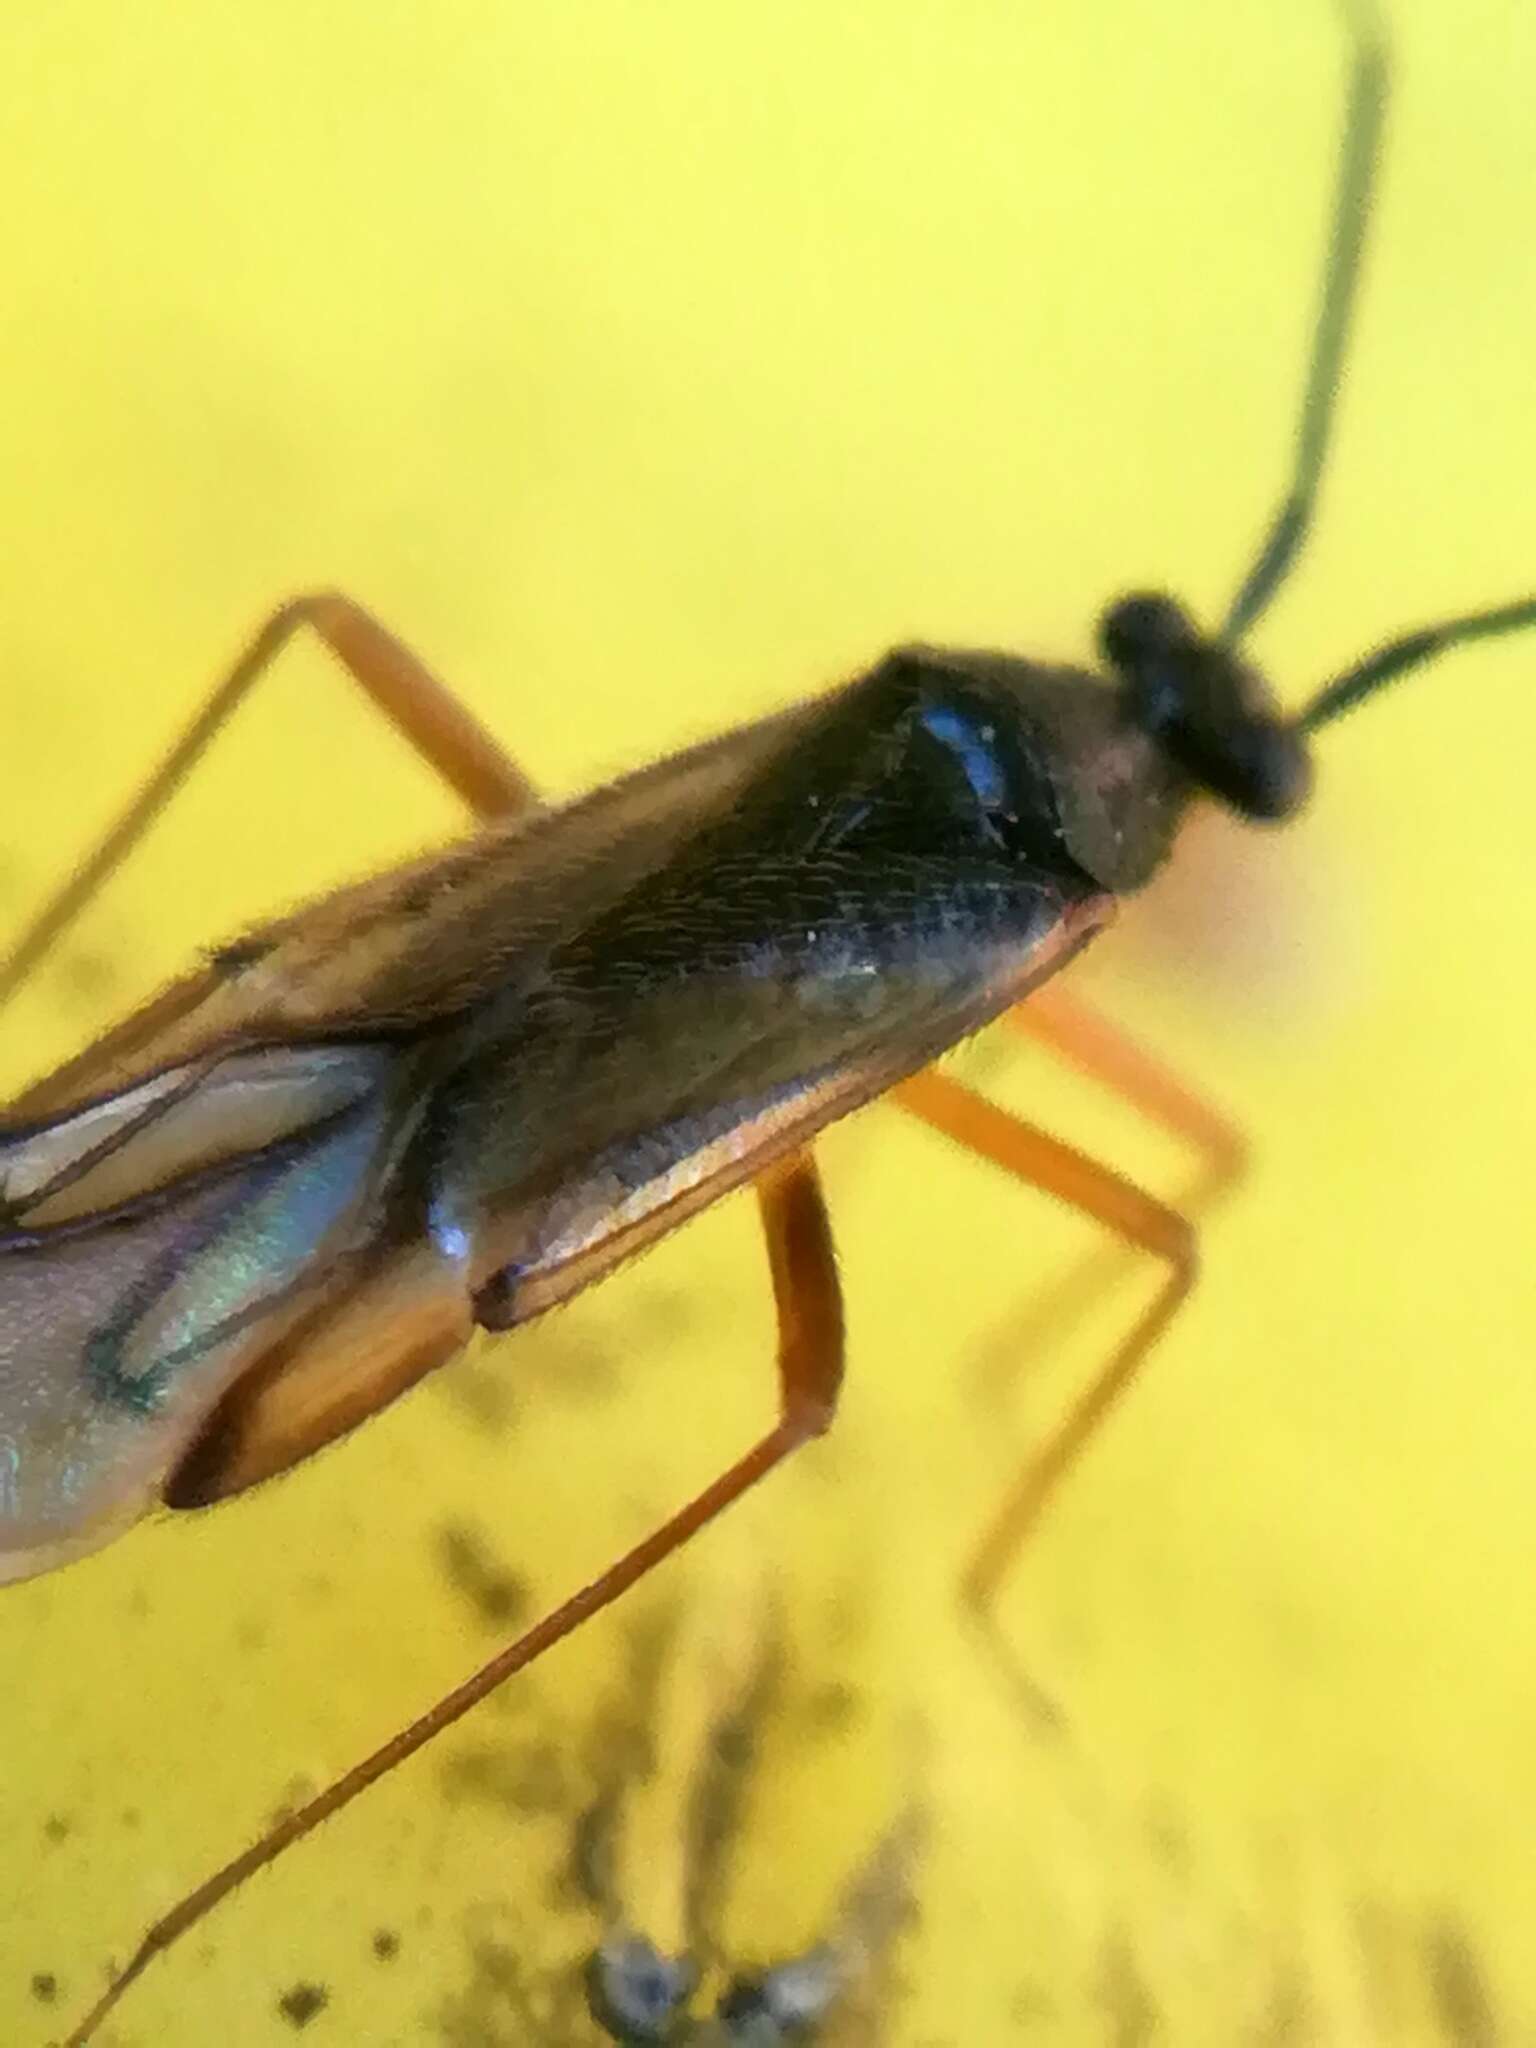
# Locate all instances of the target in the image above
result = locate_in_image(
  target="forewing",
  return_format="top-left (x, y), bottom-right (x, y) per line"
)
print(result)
top-left (0, 1042), bottom-right (412, 1579)
top-left (164, 865), bottom-right (1112, 1510)
top-left (4, 705), bottom-right (802, 1125)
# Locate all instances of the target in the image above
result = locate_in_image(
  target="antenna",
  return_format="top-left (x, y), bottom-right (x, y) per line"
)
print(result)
top-left (1223, 2), bottom-right (1388, 641)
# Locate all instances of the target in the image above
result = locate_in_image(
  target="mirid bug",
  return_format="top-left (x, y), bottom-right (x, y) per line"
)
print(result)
top-left (2, 2), bottom-right (1531, 2039)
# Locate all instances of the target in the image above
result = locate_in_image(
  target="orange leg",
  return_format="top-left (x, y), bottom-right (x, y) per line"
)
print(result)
top-left (888, 1067), bottom-right (1195, 1720)
top-left (966, 976), bottom-right (1240, 1398)
top-left (0, 590), bottom-right (537, 1011)
top-left (62, 1148), bottom-right (844, 2047)
top-left (1015, 979), bottom-right (1245, 1206)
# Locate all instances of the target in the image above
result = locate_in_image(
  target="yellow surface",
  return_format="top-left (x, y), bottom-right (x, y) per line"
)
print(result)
top-left (1, 1), bottom-right (1534, 2042)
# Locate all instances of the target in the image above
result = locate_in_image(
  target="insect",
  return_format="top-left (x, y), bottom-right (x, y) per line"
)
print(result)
top-left (1, 0), bottom-right (1530, 2038)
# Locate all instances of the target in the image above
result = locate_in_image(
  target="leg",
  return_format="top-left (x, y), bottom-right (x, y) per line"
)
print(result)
top-left (887, 1068), bottom-right (1195, 1719)
top-left (0, 591), bottom-right (538, 1011)
top-left (1014, 980), bottom-right (1245, 1210)
top-left (977, 977), bottom-right (1240, 1396)
top-left (62, 1147), bottom-right (844, 2048)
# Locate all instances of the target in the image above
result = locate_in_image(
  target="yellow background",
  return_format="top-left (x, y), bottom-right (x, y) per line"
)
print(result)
top-left (2, 1), bottom-right (1534, 2042)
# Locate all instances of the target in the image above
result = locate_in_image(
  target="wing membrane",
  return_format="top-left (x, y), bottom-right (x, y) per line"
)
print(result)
top-left (0, 1046), bottom-right (409, 1579)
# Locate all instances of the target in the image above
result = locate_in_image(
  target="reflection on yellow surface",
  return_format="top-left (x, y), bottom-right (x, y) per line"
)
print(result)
top-left (1, 1), bottom-right (1534, 2041)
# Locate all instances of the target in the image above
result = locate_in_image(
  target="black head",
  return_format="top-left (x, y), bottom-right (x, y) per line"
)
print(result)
top-left (1065, 10), bottom-right (1536, 853)
top-left (1099, 593), bottom-right (1312, 823)
top-left (1074, 5), bottom-right (1536, 839)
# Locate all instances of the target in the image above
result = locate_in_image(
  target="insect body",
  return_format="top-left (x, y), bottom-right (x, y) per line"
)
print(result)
top-left (0, 614), bottom-right (1277, 1580)
top-left (3, 2), bottom-right (1533, 2039)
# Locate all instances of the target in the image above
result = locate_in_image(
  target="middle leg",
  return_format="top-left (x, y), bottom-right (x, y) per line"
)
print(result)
top-left (888, 1066), bottom-right (1196, 1717)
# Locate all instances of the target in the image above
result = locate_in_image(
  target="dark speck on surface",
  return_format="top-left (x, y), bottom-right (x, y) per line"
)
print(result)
top-left (437, 1521), bottom-right (531, 1630)
top-left (442, 1737), bottom-right (567, 1816)
top-left (1098, 1929), bottom-right (1156, 2047)
top-left (268, 1776), bottom-right (319, 1830)
top-left (372, 1928), bottom-right (401, 1962)
top-left (58, 949), bottom-right (120, 1006)
top-left (802, 1679), bottom-right (858, 1733)
top-left (30, 1973), bottom-right (58, 2005)
top-left (278, 1982), bottom-right (329, 2028)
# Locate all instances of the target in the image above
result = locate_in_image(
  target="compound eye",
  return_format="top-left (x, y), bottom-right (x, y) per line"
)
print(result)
top-left (1097, 595), bottom-right (1313, 821)
top-left (1204, 717), bottom-right (1313, 820)
top-left (1098, 592), bottom-right (1198, 673)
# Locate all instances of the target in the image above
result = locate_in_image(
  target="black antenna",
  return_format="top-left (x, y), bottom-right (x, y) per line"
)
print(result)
top-left (1226, 2), bottom-right (1536, 728)
top-left (1223, 1), bottom-right (1388, 642)
top-left (1302, 596), bottom-right (1536, 732)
